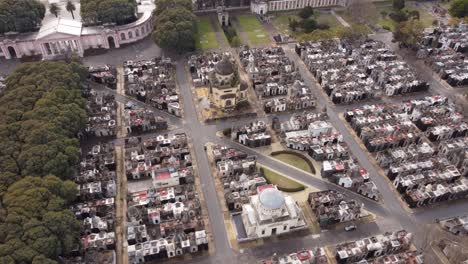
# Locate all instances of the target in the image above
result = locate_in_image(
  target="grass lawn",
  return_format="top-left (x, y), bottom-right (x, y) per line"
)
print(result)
top-left (236, 15), bottom-right (271, 45)
top-left (260, 166), bottom-right (305, 192)
top-left (373, 1), bottom-right (436, 30)
top-left (273, 153), bottom-right (313, 173)
top-left (195, 17), bottom-right (219, 50)
top-left (273, 12), bottom-right (343, 36)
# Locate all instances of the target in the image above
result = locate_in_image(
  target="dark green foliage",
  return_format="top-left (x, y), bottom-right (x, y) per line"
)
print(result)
top-left (154, 0), bottom-right (193, 16)
top-left (408, 10), bottom-right (420, 20)
top-left (298, 6), bottom-right (314, 19)
top-left (0, 0), bottom-right (45, 34)
top-left (289, 18), bottom-right (300, 32)
top-left (223, 26), bottom-right (241, 47)
top-left (316, 23), bottom-right (330, 30)
top-left (393, 19), bottom-right (424, 48)
top-left (0, 61), bottom-right (87, 193)
top-left (0, 61), bottom-right (87, 263)
top-left (393, 0), bottom-right (405, 10)
top-left (389, 10), bottom-right (408, 22)
top-left (0, 176), bottom-right (80, 263)
top-left (49, 3), bottom-right (60, 18)
top-left (80, 0), bottom-right (136, 25)
top-left (66, 0), bottom-right (76, 20)
top-left (449, 0), bottom-right (468, 18)
top-left (302, 18), bottom-right (317, 33)
top-left (152, 0), bottom-right (196, 52)
top-left (222, 128), bottom-right (232, 136)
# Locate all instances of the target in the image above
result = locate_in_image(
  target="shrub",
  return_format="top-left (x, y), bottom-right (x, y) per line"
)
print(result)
top-left (316, 23), bottom-right (330, 30)
top-left (289, 19), bottom-right (300, 32)
top-left (389, 10), bottom-right (408, 22)
top-left (302, 18), bottom-right (318, 33)
top-left (449, 0), bottom-right (468, 18)
top-left (393, 0), bottom-right (405, 10)
top-left (298, 6), bottom-right (314, 19)
top-left (222, 128), bottom-right (232, 136)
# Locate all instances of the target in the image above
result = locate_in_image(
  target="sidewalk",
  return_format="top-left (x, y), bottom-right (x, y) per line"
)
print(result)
top-left (115, 66), bottom-right (129, 264)
top-left (331, 10), bottom-right (350, 28)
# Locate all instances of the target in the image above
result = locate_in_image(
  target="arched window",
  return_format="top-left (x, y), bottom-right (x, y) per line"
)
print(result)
top-left (141, 26), bottom-right (145, 34)
top-left (135, 29), bottom-right (140, 37)
top-left (128, 31), bottom-right (133, 38)
top-left (120, 32), bottom-right (126, 40)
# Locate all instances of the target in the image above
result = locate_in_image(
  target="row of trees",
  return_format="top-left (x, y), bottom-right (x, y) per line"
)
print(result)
top-left (289, 7), bottom-right (330, 34)
top-left (0, 61), bottom-right (88, 263)
top-left (49, 1), bottom-right (76, 19)
top-left (0, 0), bottom-right (45, 34)
top-left (80, 0), bottom-right (137, 25)
top-left (152, 0), bottom-right (197, 52)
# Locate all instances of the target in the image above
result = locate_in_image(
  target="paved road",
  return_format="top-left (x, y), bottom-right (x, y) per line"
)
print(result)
top-left (106, 48), bottom-right (468, 262)
top-left (168, 35), bottom-right (468, 262)
top-left (4, 27), bottom-right (466, 263)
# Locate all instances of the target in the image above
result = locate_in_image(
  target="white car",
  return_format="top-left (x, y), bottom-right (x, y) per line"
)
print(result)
top-left (344, 225), bottom-right (357, 232)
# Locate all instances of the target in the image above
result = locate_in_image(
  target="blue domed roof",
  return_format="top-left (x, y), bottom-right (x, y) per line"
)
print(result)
top-left (259, 188), bottom-right (285, 210)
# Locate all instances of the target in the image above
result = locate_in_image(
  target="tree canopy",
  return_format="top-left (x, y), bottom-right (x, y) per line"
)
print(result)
top-left (298, 6), bottom-right (314, 19)
top-left (393, 0), bottom-right (405, 10)
top-left (0, 61), bottom-right (87, 263)
top-left (0, 61), bottom-right (87, 195)
top-left (152, 0), bottom-right (196, 52)
top-left (393, 19), bottom-right (424, 48)
top-left (0, 0), bottom-right (45, 34)
top-left (154, 0), bottom-right (193, 16)
top-left (449, 0), bottom-right (468, 18)
top-left (0, 176), bottom-right (80, 264)
top-left (302, 18), bottom-right (318, 33)
top-left (80, 0), bottom-right (136, 25)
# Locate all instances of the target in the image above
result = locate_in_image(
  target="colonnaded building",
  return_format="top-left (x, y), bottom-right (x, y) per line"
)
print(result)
top-left (0, 3), bottom-right (154, 60)
top-left (194, 0), bottom-right (352, 14)
top-left (0, 0), bottom-right (373, 60)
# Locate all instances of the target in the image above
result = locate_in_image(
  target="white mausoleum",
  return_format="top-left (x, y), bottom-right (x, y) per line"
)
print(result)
top-left (241, 184), bottom-right (306, 238)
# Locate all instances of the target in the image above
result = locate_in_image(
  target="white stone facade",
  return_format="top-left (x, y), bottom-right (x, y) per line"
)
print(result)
top-left (251, 0), bottom-right (347, 14)
top-left (241, 185), bottom-right (306, 238)
top-left (0, 11), bottom-right (153, 60)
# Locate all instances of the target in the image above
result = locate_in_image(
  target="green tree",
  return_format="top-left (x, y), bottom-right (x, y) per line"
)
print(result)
top-left (298, 6), bottom-right (314, 19)
top-left (393, 0), bottom-right (405, 10)
top-left (66, 0), bottom-right (76, 19)
top-left (98, 0), bottom-right (136, 25)
top-left (289, 18), bottom-right (299, 32)
top-left (0, 0), bottom-right (46, 34)
top-left (231, 36), bottom-right (241, 47)
top-left (409, 10), bottom-right (420, 20)
top-left (49, 3), bottom-right (60, 18)
top-left (152, 2), bottom-right (197, 52)
top-left (302, 18), bottom-right (317, 33)
top-left (389, 10), bottom-right (408, 22)
top-left (393, 19), bottom-right (424, 48)
top-left (80, 0), bottom-right (136, 25)
top-left (0, 61), bottom-right (86, 181)
top-left (154, 0), bottom-right (193, 16)
top-left (449, 0), bottom-right (468, 18)
top-left (0, 176), bottom-right (80, 263)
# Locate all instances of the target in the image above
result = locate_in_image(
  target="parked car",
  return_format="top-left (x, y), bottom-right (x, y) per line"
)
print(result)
top-left (344, 225), bottom-right (357, 232)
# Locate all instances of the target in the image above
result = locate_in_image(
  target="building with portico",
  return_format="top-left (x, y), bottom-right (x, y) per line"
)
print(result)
top-left (250, 0), bottom-right (347, 15)
top-left (208, 54), bottom-right (249, 111)
top-left (0, 5), bottom-right (153, 60)
top-left (241, 184), bottom-right (307, 239)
